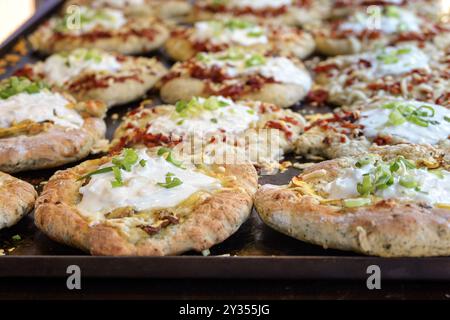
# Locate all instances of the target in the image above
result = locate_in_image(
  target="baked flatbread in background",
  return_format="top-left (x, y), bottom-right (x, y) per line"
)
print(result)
top-left (35, 147), bottom-right (258, 256)
top-left (111, 96), bottom-right (306, 174)
top-left (160, 50), bottom-right (312, 108)
top-left (315, 5), bottom-right (449, 56)
top-left (0, 77), bottom-right (107, 173)
top-left (29, 6), bottom-right (169, 55)
top-left (256, 144), bottom-right (450, 257)
top-left (0, 172), bottom-right (37, 230)
top-left (310, 44), bottom-right (449, 107)
top-left (190, 0), bottom-right (331, 26)
top-left (64, 0), bottom-right (192, 21)
top-left (296, 97), bottom-right (450, 159)
top-left (16, 48), bottom-right (167, 109)
top-left (165, 19), bottom-right (315, 61)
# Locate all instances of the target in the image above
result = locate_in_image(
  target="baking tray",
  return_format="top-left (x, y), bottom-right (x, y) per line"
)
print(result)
top-left (0, 0), bottom-right (449, 280)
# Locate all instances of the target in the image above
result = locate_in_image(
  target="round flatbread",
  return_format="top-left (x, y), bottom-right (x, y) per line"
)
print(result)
top-left (295, 97), bottom-right (450, 159)
top-left (35, 147), bottom-right (258, 256)
top-left (64, 0), bottom-right (192, 21)
top-left (16, 48), bottom-right (167, 109)
top-left (310, 43), bottom-right (449, 107)
top-left (255, 144), bottom-right (450, 257)
top-left (29, 6), bottom-right (169, 55)
top-left (189, 0), bottom-right (331, 26)
top-left (0, 77), bottom-right (107, 173)
top-left (165, 18), bottom-right (315, 61)
top-left (315, 6), bottom-right (449, 56)
top-left (110, 96), bottom-right (306, 174)
top-left (160, 50), bottom-right (312, 108)
top-left (0, 172), bottom-right (37, 230)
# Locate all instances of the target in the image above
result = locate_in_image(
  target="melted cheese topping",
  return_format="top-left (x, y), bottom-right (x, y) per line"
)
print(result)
top-left (200, 53), bottom-right (312, 88)
top-left (369, 46), bottom-right (429, 76)
top-left (227, 0), bottom-right (293, 9)
top-left (0, 91), bottom-right (84, 129)
top-left (339, 7), bottom-right (421, 34)
top-left (77, 149), bottom-right (222, 216)
top-left (194, 21), bottom-right (268, 46)
top-left (43, 49), bottom-right (122, 85)
top-left (322, 162), bottom-right (450, 205)
top-left (147, 97), bottom-right (259, 137)
top-left (358, 100), bottom-right (450, 145)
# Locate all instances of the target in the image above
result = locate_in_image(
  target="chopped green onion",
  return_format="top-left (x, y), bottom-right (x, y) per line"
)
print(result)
top-left (388, 109), bottom-right (406, 126)
top-left (343, 198), bottom-right (372, 208)
top-left (357, 174), bottom-right (373, 196)
top-left (0, 77), bottom-right (49, 99)
top-left (385, 6), bottom-right (400, 17)
top-left (429, 169), bottom-right (444, 179)
top-left (158, 147), bottom-right (184, 168)
top-left (247, 30), bottom-right (264, 37)
top-left (139, 159), bottom-right (147, 167)
top-left (111, 166), bottom-right (123, 188)
top-left (157, 172), bottom-right (183, 189)
top-left (210, 118), bottom-right (218, 123)
top-left (11, 234), bottom-right (21, 241)
top-left (78, 166), bottom-right (114, 181)
top-left (245, 54), bottom-right (266, 68)
top-left (399, 176), bottom-right (418, 189)
top-left (444, 116), bottom-right (450, 123)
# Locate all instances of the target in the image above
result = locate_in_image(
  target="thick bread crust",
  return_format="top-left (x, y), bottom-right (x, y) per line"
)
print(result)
top-left (255, 144), bottom-right (450, 257)
top-left (160, 78), bottom-right (308, 108)
top-left (0, 117), bottom-right (106, 173)
top-left (315, 33), bottom-right (389, 56)
top-left (0, 172), bottom-right (37, 229)
top-left (29, 18), bottom-right (169, 55)
top-left (35, 155), bottom-right (258, 255)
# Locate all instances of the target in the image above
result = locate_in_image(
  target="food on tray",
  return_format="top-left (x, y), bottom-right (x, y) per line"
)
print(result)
top-left (165, 19), bottom-right (315, 61)
top-left (315, 5), bottom-right (449, 56)
top-left (0, 77), bottom-right (107, 173)
top-left (0, 172), bottom-right (37, 230)
top-left (29, 6), bottom-right (169, 55)
top-left (296, 97), bottom-right (450, 159)
top-left (16, 48), bottom-right (167, 109)
top-left (311, 44), bottom-right (450, 107)
top-left (35, 147), bottom-right (257, 255)
top-left (110, 96), bottom-right (305, 174)
top-left (64, 0), bottom-right (192, 21)
top-left (190, 0), bottom-right (331, 26)
top-left (160, 49), bottom-right (312, 108)
top-left (255, 144), bottom-right (450, 257)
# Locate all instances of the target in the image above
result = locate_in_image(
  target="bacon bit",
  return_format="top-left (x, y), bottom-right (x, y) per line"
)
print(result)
top-left (373, 136), bottom-right (392, 145)
top-left (313, 63), bottom-right (339, 73)
top-left (306, 89), bottom-right (329, 106)
top-left (436, 93), bottom-right (450, 107)
top-left (14, 65), bottom-right (34, 78)
top-left (265, 120), bottom-right (292, 139)
top-left (191, 64), bottom-right (229, 82)
top-left (192, 41), bottom-right (228, 53)
top-left (139, 215), bottom-right (179, 236)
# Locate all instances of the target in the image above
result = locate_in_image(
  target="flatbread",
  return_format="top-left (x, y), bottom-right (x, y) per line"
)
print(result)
top-left (35, 147), bottom-right (258, 256)
top-left (256, 144), bottom-right (450, 257)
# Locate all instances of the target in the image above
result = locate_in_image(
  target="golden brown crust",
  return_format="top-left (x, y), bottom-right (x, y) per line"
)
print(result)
top-left (29, 16), bottom-right (169, 55)
top-left (0, 172), bottom-right (37, 229)
top-left (35, 152), bottom-right (258, 256)
top-left (255, 144), bottom-right (450, 257)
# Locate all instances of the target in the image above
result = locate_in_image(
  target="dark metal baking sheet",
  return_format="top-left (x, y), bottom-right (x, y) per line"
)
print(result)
top-left (0, 0), bottom-right (449, 280)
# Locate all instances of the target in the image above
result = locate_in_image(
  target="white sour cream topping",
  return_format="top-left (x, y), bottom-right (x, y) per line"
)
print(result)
top-left (322, 162), bottom-right (450, 205)
top-left (202, 54), bottom-right (312, 88)
top-left (227, 0), bottom-right (292, 9)
top-left (43, 49), bottom-right (122, 85)
top-left (147, 97), bottom-right (259, 137)
top-left (369, 46), bottom-right (429, 76)
top-left (358, 100), bottom-right (450, 145)
top-left (77, 150), bottom-right (222, 215)
top-left (59, 7), bottom-right (126, 34)
top-left (194, 21), bottom-right (268, 46)
top-left (93, 0), bottom-right (144, 8)
top-left (339, 7), bottom-right (420, 34)
top-left (0, 91), bottom-right (84, 129)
